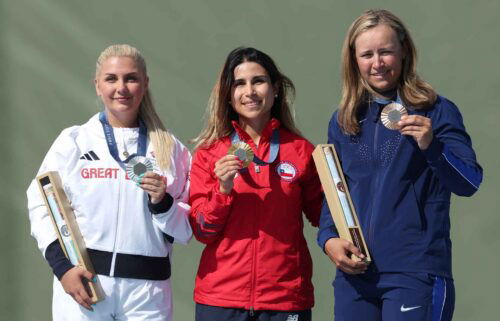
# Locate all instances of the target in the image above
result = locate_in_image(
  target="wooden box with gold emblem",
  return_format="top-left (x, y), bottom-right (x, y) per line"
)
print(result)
top-left (313, 144), bottom-right (371, 263)
top-left (36, 171), bottom-right (104, 303)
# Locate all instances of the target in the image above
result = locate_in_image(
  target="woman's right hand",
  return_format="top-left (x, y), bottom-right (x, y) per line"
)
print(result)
top-left (214, 155), bottom-right (242, 194)
top-left (60, 266), bottom-right (95, 311)
top-left (324, 238), bottom-right (368, 274)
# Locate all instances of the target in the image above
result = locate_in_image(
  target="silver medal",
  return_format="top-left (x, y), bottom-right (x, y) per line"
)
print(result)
top-left (126, 156), bottom-right (154, 182)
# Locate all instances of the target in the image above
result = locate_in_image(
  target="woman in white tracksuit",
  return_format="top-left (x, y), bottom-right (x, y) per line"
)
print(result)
top-left (27, 44), bottom-right (192, 321)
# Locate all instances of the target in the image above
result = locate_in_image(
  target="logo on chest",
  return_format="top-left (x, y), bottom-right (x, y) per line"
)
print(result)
top-left (79, 150), bottom-right (100, 161)
top-left (276, 161), bottom-right (297, 182)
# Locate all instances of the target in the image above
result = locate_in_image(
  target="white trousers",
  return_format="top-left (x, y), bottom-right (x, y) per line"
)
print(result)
top-left (52, 275), bottom-right (173, 321)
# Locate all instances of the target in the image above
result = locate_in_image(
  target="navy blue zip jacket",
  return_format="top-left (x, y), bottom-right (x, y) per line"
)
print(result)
top-left (317, 95), bottom-right (482, 278)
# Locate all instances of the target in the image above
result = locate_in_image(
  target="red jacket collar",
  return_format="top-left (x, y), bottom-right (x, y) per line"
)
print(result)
top-left (231, 118), bottom-right (280, 145)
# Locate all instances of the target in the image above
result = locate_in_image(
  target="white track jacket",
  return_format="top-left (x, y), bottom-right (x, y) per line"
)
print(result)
top-left (27, 114), bottom-right (192, 270)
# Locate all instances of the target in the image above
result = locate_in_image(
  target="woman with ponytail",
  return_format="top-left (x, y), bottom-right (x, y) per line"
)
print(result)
top-left (27, 44), bottom-right (192, 321)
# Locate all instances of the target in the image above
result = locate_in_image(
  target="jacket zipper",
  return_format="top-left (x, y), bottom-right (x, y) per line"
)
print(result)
top-left (248, 135), bottom-right (261, 314)
top-left (110, 134), bottom-right (124, 276)
top-left (367, 117), bottom-right (380, 247)
top-left (110, 176), bottom-right (121, 276)
top-left (249, 220), bottom-right (258, 314)
top-left (249, 187), bottom-right (259, 314)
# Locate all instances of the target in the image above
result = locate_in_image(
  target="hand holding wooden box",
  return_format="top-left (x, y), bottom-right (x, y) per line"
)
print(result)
top-left (36, 171), bottom-right (104, 303)
top-left (313, 144), bottom-right (371, 263)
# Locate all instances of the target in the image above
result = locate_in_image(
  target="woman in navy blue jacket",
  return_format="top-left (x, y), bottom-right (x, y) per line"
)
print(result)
top-left (317, 9), bottom-right (482, 321)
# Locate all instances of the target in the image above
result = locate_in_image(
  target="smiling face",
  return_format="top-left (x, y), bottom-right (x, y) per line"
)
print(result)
top-left (230, 61), bottom-right (276, 129)
top-left (354, 24), bottom-right (405, 93)
top-left (95, 56), bottom-right (148, 126)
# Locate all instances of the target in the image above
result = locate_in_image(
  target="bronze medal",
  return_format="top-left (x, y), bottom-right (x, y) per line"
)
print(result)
top-left (380, 102), bottom-right (408, 130)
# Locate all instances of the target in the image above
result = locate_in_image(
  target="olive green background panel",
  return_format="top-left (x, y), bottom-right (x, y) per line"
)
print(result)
top-left (1, 0), bottom-right (498, 320)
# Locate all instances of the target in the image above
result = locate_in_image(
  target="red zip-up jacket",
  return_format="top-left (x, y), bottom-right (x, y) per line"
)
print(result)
top-left (189, 119), bottom-right (323, 311)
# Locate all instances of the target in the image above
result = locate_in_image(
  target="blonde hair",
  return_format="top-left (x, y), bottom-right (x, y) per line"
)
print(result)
top-left (339, 9), bottom-right (437, 135)
top-left (95, 44), bottom-right (173, 170)
top-left (192, 47), bottom-right (300, 150)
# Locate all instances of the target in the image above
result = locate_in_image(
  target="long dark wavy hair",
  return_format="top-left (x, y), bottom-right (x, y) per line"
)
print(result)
top-left (192, 47), bottom-right (300, 149)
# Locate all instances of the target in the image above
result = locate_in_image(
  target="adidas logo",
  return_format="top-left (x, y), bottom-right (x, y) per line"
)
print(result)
top-left (286, 315), bottom-right (299, 321)
top-left (80, 151), bottom-right (100, 161)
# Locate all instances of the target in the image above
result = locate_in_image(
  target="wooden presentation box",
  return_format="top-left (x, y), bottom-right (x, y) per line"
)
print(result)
top-left (313, 144), bottom-right (371, 263)
top-left (36, 171), bottom-right (104, 303)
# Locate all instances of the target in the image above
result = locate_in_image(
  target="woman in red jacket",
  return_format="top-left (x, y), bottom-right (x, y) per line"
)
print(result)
top-left (189, 47), bottom-right (324, 321)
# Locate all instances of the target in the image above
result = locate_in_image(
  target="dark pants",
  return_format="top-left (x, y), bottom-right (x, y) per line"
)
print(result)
top-left (333, 272), bottom-right (455, 321)
top-left (195, 303), bottom-right (312, 321)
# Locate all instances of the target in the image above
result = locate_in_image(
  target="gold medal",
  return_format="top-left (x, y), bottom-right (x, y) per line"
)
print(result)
top-left (380, 102), bottom-right (408, 130)
top-left (227, 142), bottom-right (254, 168)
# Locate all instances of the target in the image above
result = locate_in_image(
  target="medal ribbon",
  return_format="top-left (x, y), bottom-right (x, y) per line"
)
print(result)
top-left (373, 92), bottom-right (403, 106)
top-left (98, 111), bottom-right (148, 170)
top-left (230, 128), bottom-right (280, 166)
top-left (372, 92), bottom-right (410, 125)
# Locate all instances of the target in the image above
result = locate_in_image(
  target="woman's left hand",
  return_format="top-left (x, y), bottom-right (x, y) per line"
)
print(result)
top-left (137, 172), bottom-right (167, 204)
top-left (398, 115), bottom-right (434, 150)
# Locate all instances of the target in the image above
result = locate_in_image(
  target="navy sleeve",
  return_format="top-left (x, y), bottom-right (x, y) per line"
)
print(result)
top-left (45, 240), bottom-right (74, 280)
top-left (421, 98), bottom-right (483, 196)
top-left (148, 194), bottom-right (175, 243)
top-left (317, 112), bottom-right (340, 252)
top-left (148, 193), bottom-right (174, 214)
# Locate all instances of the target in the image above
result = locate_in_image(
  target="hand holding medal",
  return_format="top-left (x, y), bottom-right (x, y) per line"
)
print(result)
top-left (136, 171), bottom-right (167, 204)
top-left (126, 156), bottom-right (167, 203)
top-left (99, 112), bottom-right (168, 202)
top-left (227, 142), bottom-right (254, 168)
top-left (398, 114), bottom-right (434, 150)
top-left (214, 154), bottom-right (243, 195)
top-left (218, 129), bottom-right (280, 195)
top-left (217, 141), bottom-right (253, 194)
top-left (379, 101), bottom-right (433, 150)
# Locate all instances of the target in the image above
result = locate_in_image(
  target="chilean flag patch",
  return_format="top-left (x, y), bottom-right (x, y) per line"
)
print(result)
top-left (276, 161), bottom-right (297, 182)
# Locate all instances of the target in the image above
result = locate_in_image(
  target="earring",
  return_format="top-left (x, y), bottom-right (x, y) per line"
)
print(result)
top-left (274, 94), bottom-right (278, 98)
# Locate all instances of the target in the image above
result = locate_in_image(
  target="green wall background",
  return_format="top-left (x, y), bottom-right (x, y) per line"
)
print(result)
top-left (2, 0), bottom-right (498, 320)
